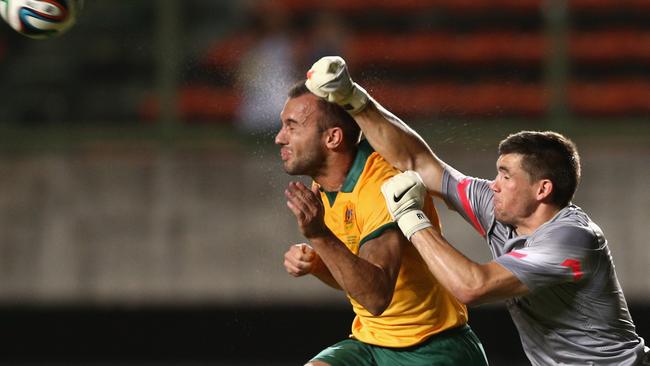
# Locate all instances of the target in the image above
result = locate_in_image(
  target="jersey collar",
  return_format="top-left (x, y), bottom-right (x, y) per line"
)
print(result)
top-left (340, 139), bottom-right (373, 193)
top-left (321, 139), bottom-right (374, 206)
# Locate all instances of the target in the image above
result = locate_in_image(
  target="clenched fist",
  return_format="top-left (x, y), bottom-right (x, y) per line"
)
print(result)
top-left (305, 56), bottom-right (369, 114)
top-left (284, 243), bottom-right (320, 277)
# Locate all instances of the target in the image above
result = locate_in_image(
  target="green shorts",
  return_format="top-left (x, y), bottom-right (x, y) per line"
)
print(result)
top-left (311, 324), bottom-right (488, 366)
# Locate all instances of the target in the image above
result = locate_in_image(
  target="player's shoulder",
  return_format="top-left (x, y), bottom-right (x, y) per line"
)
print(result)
top-left (359, 140), bottom-right (399, 183)
top-left (339, 140), bottom-right (395, 206)
top-left (536, 206), bottom-right (603, 250)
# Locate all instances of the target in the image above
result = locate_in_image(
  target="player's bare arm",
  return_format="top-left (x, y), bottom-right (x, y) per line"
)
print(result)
top-left (354, 101), bottom-right (446, 195)
top-left (305, 56), bottom-right (450, 195)
top-left (410, 228), bottom-right (528, 306)
top-left (285, 181), bottom-right (401, 316)
top-left (382, 170), bottom-right (529, 306)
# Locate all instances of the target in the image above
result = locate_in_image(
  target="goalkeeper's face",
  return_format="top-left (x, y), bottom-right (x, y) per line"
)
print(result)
top-left (490, 153), bottom-right (541, 227)
top-left (276, 95), bottom-right (328, 177)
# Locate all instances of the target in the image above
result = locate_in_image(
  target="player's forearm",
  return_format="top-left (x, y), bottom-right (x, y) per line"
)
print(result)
top-left (310, 260), bottom-right (342, 290)
top-left (354, 101), bottom-right (445, 192)
top-left (354, 100), bottom-right (425, 171)
top-left (309, 235), bottom-right (394, 315)
top-left (410, 228), bottom-right (495, 306)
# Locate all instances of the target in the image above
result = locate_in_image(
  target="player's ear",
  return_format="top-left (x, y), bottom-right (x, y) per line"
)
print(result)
top-left (537, 179), bottom-right (553, 201)
top-left (324, 127), bottom-right (344, 149)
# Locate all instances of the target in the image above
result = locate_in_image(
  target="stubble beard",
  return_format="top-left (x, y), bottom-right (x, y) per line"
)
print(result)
top-left (283, 152), bottom-right (324, 178)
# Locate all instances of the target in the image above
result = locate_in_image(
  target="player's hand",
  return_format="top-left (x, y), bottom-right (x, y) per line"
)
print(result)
top-left (305, 56), bottom-right (370, 114)
top-left (284, 243), bottom-right (320, 277)
top-left (285, 181), bottom-right (330, 239)
top-left (381, 171), bottom-right (433, 239)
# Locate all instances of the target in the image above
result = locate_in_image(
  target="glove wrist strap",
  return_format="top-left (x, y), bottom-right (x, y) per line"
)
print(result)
top-left (398, 210), bottom-right (432, 240)
top-left (340, 83), bottom-right (369, 115)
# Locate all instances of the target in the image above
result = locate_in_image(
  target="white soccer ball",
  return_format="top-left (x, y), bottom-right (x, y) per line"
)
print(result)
top-left (0, 0), bottom-right (83, 40)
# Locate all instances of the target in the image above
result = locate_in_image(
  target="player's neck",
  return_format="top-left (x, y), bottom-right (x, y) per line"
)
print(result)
top-left (313, 150), bottom-right (355, 192)
top-left (515, 204), bottom-right (562, 235)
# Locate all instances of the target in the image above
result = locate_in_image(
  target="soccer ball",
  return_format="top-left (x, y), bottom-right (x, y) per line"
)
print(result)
top-left (0, 0), bottom-right (83, 39)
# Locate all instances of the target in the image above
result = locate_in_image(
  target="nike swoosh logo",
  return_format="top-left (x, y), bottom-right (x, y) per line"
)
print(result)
top-left (393, 183), bottom-right (416, 202)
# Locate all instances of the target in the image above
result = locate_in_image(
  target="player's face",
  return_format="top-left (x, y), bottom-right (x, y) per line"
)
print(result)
top-left (275, 94), bottom-right (327, 176)
top-left (490, 153), bottom-right (539, 226)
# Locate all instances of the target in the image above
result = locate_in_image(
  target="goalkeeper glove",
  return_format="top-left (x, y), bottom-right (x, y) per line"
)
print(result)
top-left (381, 170), bottom-right (433, 240)
top-left (305, 56), bottom-right (370, 114)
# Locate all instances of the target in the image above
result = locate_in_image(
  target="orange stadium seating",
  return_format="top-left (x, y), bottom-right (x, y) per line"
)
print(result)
top-left (140, 0), bottom-right (650, 123)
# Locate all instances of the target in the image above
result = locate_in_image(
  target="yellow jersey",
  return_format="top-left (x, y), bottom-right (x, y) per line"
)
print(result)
top-left (319, 140), bottom-right (468, 348)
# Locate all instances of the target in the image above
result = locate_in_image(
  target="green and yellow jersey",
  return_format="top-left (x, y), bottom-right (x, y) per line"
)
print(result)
top-left (318, 139), bottom-right (468, 348)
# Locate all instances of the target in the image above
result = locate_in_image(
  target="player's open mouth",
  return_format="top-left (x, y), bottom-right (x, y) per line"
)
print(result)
top-left (280, 148), bottom-right (291, 161)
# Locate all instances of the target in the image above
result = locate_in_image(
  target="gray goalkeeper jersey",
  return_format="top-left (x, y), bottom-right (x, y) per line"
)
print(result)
top-left (441, 170), bottom-right (649, 365)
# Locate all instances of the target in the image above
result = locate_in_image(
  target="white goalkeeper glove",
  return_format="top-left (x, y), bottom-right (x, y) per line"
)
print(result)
top-left (305, 56), bottom-right (370, 115)
top-left (381, 170), bottom-right (433, 240)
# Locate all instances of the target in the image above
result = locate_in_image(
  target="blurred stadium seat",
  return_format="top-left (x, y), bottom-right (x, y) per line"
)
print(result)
top-left (140, 0), bottom-right (650, 123)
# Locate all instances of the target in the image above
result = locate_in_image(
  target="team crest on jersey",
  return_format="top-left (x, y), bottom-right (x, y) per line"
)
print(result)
top-left (343, 201), bottom-right (356, 231)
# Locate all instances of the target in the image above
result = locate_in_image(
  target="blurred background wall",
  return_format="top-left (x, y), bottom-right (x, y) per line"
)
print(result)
top-left (0, 0), bottom-right (648, 365)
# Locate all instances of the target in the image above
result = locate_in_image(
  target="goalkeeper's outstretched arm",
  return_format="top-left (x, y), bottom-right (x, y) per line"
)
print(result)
top-left (305, 56), bottom-right (451, 195)
top-left (355, 101), bottom-right (447, 195)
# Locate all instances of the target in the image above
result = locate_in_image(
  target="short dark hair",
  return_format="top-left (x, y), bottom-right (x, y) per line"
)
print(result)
top-left (288, 81), bottom-right (361, 148)
top-left (498, 131), bottom-right (581, 207)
